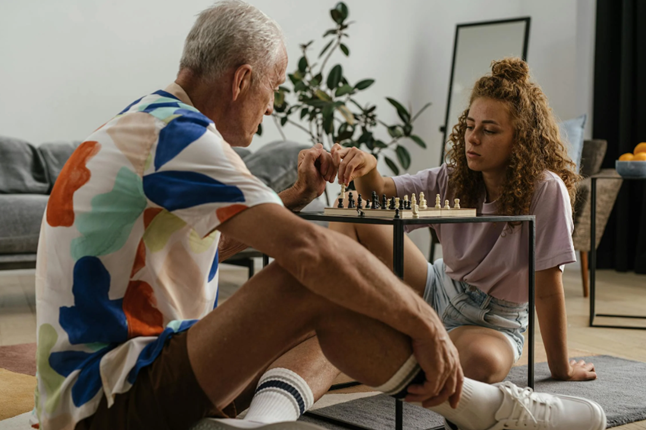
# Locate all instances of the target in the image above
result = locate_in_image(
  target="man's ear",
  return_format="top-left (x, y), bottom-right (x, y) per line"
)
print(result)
top-left (232, 64), bottom-right (253, 102)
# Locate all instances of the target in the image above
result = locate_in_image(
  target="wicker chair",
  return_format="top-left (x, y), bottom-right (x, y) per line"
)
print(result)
top-left (572, 139), bottom-right (622, 297)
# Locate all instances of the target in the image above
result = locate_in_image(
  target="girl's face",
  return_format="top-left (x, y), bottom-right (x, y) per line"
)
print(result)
top-left (464, 97), bottom-right (515, 176)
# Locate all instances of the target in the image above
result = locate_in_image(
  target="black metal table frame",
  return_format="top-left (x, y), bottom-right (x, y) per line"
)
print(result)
top-left (589, 175), bottom-right (646, 329)
top-left (291, 213), bottom-right (537, 430)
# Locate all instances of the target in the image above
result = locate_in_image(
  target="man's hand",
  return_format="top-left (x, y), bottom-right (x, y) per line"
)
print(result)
top-left (405, 331), bottom-right (464, 409)
top-left (293, 143), bottom-right (336, 202)
top-left (331, 144), bottom-right (377, 186)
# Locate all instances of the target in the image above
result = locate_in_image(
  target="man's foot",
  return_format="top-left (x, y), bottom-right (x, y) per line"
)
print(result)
top-left (445, 381), bottom-right (606, 430)
top-left (191, 418), bottom-right (326, 430)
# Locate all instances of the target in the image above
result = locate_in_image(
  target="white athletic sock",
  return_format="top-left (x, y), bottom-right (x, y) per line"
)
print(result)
top-left (243, 368), bottom-right (314, 424)
top-left (372, 355), bottom-right (503, 430)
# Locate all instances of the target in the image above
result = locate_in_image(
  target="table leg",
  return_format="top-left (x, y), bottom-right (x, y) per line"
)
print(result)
top-left (590, 178), bottom-right (597, 326)
top-left (528, 219), bottom-right (535, 389)
top-left (393, 219), bottom-right (405, 430)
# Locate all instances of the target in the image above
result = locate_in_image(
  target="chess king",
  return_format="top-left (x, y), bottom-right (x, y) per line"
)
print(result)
top-left (329, 57), bottom-right (601, 430)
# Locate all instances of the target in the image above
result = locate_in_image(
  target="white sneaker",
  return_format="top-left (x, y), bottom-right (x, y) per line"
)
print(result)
top-left (444, 382), bottom-right (606, 430)
top-left (191, 418), bottom-right (327, 430)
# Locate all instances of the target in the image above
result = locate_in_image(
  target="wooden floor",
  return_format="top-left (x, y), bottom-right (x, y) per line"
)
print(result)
top-left (1, 262), bottom-right (645, 428)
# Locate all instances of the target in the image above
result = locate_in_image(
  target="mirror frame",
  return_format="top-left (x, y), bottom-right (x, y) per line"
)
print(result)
top-left (440, 17), bottom-right (531, 164)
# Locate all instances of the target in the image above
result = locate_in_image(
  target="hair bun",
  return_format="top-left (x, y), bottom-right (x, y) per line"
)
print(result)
top-left (490, 57), bottom-right (530, 84)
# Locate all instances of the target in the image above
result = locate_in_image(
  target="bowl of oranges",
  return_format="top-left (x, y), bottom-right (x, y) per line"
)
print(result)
top-left (617, 143), bottom-right (646, 178)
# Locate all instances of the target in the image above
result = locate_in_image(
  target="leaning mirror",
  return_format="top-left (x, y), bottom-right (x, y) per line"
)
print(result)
top-left (440, 17), bottom-right (531, 163)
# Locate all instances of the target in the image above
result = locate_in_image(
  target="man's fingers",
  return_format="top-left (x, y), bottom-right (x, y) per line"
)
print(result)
top-left (449, 370), bottom-right (464, 409)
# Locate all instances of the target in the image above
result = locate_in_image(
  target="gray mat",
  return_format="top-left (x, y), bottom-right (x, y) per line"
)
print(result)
top-left (300, 355), bottom-right (646, 429)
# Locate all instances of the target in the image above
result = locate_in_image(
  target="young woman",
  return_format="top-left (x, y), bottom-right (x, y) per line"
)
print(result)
top-left (329, 57), bottom-right (596, 386)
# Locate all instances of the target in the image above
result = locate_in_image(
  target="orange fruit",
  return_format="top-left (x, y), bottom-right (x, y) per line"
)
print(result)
top-left (619, 153), bottom-right (635, 161)
top-left (634, 152), bottom-right (646, 161)
top-left (635, 142), bottom-right (646, 155)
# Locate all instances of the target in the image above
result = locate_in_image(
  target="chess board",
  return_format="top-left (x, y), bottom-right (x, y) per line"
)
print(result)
top-left (323, 207), bottom-right (476, 219)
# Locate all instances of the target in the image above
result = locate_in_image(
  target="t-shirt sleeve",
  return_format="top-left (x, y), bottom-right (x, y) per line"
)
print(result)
top-left (142, 115), bottom-right (283, 238)
top-left (531, 175), bottom-right (576, 271)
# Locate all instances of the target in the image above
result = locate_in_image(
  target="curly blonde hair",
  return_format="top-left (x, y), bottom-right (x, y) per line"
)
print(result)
top-left (445, 57), bottom-right (579, 219)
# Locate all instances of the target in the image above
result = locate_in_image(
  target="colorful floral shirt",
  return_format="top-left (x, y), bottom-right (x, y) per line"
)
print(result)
top-left (33, 83), bottom-right (282, 429)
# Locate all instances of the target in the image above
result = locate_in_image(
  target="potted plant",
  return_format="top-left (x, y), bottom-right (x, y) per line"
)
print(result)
top-left (258, 2), bottom-right (430, 176)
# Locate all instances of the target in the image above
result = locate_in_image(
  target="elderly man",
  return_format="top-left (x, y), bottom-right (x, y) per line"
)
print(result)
top-left (34, 1), bottom-right (606, 430)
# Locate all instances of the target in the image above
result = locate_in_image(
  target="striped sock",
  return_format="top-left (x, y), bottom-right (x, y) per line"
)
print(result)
top-left (372, 354), bottom-right (425, 398)
top-left (243, 368), bottom-right (314, 423)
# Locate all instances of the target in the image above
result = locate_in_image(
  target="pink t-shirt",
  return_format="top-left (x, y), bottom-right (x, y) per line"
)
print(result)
top-left (392, 164), bottom-right (576, 303)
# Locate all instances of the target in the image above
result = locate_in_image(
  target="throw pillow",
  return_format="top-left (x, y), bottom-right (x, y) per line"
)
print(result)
top-left (557, 114), bottom-right (587, 174)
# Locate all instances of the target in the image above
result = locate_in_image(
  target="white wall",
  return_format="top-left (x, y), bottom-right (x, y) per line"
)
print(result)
top-left (0, 0), bottom-right (596, 253)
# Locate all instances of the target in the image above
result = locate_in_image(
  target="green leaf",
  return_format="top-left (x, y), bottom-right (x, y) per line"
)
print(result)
top-left (280, 116), bottom-right (288, 126)
top-left (387, 126), bottom-right (404, 138)
top-left (256, 122), bottom-right (263, 136)
top-left (335, 84), bottom-right (354, 97)
top-left (315, 89), bottom-right (332, 101)
top-left (294, 81), bottom-right (307, 92)
top-left (319, 39), bottom-right (334, 58)
top-left (274, 91), bottom-right (285, 108)
top-left (298, 56), bottom-right (308, 73)
top-left (373, 140), bottom-right (387, 149)
top-left (387, 97), bottom-right (411, 123)
top-left (300, 108), bottom-right (309, 120)
top-left (323, 29), bottom-right (337, 37)
top-left (354, 79), bottom-right (375, 90)
top-left (330, 9), bottom-right (343, 24)
top-left (337, 105), bottom-right (355, 125)
top-left (278, 86), bottom-right (291, 93)
top-left (340, 43), bottom-right (350, 56)
top-left (396, 145), bottom-right (411, 170)
top-left (336, 2), bottom-right (349, 21)
top-left (327, 64), bottom-right (343, 89)
top-left (303, 98), bottom-right (328, 108)
top-left (410, 134), bottom-right (427, 148)
top-left (358, 131), bottom-right (373, 143)
top-left (301, 40), bottom-right (314, 49)
top-left (403, 124), bottom-right (412, 136)
top-left (384, 156), bottom-right (399, 175)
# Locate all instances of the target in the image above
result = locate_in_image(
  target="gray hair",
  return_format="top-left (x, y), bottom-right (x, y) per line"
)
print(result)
top-left (180, 0), bottom-right (285, 84)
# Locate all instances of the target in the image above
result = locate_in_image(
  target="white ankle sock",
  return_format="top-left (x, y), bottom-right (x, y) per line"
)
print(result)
top-left (371, 355), bottom-right (503, 430)
top-left (243, 368), bottom-right (314, 424)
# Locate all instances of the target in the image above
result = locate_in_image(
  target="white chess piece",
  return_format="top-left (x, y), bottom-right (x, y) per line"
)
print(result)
top-left (411, 194), bottom-right (417, 208)
top-left (394, 197), bottom-right (400, 208)
top-left (444, 199), bottom-right (451, 210)
top-left (420, 196), bottom-right (427, 210)
top-left (435, 194), bottom-right (441, 209)
top-left (412, 204), bottom-right (420, 218)
top-left (454, 198), bottom-right (460, 209)
top-left (341, 184), bottom-right (346, 200)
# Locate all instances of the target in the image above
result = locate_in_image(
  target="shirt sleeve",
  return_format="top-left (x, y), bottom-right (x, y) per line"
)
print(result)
top-left (531, 174), bottom-right (576, 271)
top-left (142, 114), bottom-right (283, 238)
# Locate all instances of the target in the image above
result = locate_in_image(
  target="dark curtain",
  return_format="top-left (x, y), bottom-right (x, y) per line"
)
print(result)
top-left (593, 0), bottom-right (646, 274)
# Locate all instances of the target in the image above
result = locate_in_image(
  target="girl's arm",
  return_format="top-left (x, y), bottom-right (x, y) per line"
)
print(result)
top-left (331, 144), bottom-right (397, 197)
top-left (535, 266), bottom-right (597, 381)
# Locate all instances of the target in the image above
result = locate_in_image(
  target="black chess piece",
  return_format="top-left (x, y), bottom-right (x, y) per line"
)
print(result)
top-left (399, 199), bottom-right (404, 211)
top-left (406, 199), bottom-right (411, 210)
top-left (357, 193), bottom-right (363, 209)
top-left (337, 196), bottom-right (344, 208)
top-left (372, 191), bottom-right (378, 208)
top-left (389, 198), bottom-right (395, 210)
top-left (365, 201), bottom-right (371, 209)
top-left (348, 192), bottom-right (355, 209)
top-left (394, 208), bottom-right (400, 219)
top-left (382, 194), bottom-right (387, 209)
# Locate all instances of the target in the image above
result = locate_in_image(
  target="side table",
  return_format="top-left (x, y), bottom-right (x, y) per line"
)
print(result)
top-left (589, 172), bottom-right (646, 329)
top-left (294, 212), bottom-right (536, 430)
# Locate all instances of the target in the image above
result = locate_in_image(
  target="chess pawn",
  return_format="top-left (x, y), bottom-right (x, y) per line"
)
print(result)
top-left (337, 196), bottom-right (344, 208)
top-left (411, 194), bottom-right (417, 208)
top-left (454, 198), bottom-right (460, 209)
top-left (435, 194), bottom-right (442, 209)
top-left (394, 197), bottom-right (400, 209)
top-left (403, 195), bottom-right (409, 210)
top-left (394, 208), bottom-right (400, 219)
top-left (412, 204), bottom-right (420, 218)
top-left (387, 198), bottom-right (392, 210)
top-left (444, 199), bottom-right (451, 210)
top-left (420, 195), bottom-right (427, 210)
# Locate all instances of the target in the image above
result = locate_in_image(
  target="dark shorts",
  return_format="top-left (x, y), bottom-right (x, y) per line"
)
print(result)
top-left (76, 331), bottom-right (236, 430)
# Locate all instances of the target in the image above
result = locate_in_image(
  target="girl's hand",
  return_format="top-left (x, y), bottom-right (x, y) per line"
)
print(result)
top-left (559, 359), bottom-right (597, 381)
top-left (331, 144), bottom-right (377, 186)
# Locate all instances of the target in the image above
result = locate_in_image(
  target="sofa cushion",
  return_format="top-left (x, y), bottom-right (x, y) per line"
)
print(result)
top-left (579, 139), bottom-right (607, 178)
top-left (244, 140), bottom-right (310, 192)
top-left (231, 146), bottom-right (252, 160)
top-left (0, 194), bottom-right (48, 254)
top-left (0, 136), bottom-right (49, 194)
top-left (558, 114), bottom-right (587, 174)
top-left (38, 141), bottom-right (80, 190)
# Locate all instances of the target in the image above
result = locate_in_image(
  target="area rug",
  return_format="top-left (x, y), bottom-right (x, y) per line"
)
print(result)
top-left (300, 355), bottom-right (646, 429)
top-left (0, 343), bottom-right (36, 421)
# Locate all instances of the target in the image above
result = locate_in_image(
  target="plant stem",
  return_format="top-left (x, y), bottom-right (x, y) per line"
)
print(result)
top-left (319, 30), bottom-right (343, 76)
top-left (273, 115), bottom-right (288, 141)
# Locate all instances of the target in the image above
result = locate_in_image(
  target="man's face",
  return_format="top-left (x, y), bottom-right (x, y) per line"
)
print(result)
top-left (225, 48), bottom-right (287, 147)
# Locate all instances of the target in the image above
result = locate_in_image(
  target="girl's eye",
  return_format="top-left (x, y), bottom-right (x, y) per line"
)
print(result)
top-left (484, 130), bottom-right (496, 134)
top-left (466, 126), bottom-right (474, 130)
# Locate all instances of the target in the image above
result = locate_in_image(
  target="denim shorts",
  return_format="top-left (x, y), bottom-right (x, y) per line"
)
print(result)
top-left (424, 259), bottom-right (528, 362)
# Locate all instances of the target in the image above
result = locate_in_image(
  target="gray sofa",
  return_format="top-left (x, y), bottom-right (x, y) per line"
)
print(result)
top-left (0, 135), bottom-right (311, 272)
